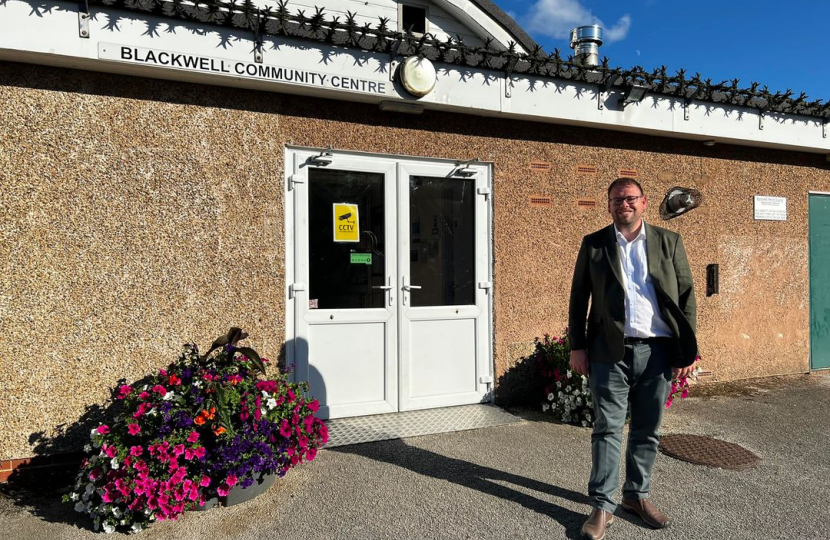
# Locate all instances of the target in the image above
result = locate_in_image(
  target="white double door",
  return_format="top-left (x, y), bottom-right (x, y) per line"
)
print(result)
top-left (287, 149), bottom-right (492, 419)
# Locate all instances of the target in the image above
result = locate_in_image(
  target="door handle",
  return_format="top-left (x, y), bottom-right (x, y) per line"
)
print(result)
top-left (372, 277), bottom-right (394, 306)
top-left (402, 275), bottom-right (421, 306)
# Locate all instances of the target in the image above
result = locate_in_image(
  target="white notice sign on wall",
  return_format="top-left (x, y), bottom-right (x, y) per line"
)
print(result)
top-left (754, 196), bottom-right (787, 221)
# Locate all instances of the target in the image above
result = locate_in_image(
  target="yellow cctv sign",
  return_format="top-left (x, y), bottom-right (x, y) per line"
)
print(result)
top-left (333, 203), bottom-right (360, 242)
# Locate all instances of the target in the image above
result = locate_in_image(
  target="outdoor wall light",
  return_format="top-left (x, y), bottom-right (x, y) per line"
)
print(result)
top-left (703, 140), bottom-right (716, 147)
top-left (621, 83), bottom-right (649, 107)
top-left (379, 100), bottom-right (425, 114)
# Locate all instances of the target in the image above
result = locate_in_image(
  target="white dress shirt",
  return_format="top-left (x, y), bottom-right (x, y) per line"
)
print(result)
top-left (614, 222), bottom-right (673, 338)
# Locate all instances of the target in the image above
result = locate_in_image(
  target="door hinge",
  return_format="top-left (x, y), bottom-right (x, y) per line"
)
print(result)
top-left (477, 281), bottom-right (492, 290)
top-left (288, 282), bottom-right (306, 299)
top-left (477, 187), bottom-right (491, 201)
top-left (288, 174), bottom-right (305, 190)
top-left (479, 375), bottom-right (493, 384)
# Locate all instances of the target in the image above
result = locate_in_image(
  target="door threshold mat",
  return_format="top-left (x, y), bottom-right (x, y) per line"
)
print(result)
top-left (324, 404), bottom-right (522, 448)
top-left (660, 434), bottom-right (761, 470)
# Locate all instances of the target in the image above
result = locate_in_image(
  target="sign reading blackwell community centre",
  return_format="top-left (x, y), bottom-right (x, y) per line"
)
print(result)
top-left (99, 44), bottom-right (389, 95)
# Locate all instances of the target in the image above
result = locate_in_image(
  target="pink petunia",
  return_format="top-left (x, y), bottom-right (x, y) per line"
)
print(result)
top-left (216, 483), bottom-right (230, 497)
top-left (97, 425), bottom-right (110, 435)
top-left (173, 444), bottom-right (185, 457)
top-left (226, 475), bottom-right (238, 488)
top-left (200, 476), bottom-right (211, 487)
top-left (307, 400), bottom-right (320, 413)
top-left (104, 445), bottom-right (117, 458)
top-left (130, 445), bottom-right (143, 456)
top-left (306, 448), bottom-right (318, 461)
top-left (152, 385), bottom-right (167, 395)
top-left (117, 385), bottom-right (133, 399)
top-left (128, 423), bottom-right (141, 435)
top-left (194, 446), bottom-right (206, 459)
top-left (186, 431), bottom-right (199, 443)
top-left (138, 391), bottom-right (150, 400)
top-left (681, 389), bottom-right (689, 398)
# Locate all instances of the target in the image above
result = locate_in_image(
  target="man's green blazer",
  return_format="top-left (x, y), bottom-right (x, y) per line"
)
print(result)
top-left (568, 223), bottom-right (698, 368)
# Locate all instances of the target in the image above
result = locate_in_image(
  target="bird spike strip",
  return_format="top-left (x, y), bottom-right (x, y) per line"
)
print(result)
top-left (81, 0), bottom-right (829, 119)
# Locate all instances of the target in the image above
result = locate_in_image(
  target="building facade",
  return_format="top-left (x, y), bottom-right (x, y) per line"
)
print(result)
top-left (1, 0), bottom-right (829, 464)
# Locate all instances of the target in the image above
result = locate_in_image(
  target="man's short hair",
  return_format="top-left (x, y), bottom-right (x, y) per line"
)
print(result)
top-left (607, 177), bottom-right (644, 198)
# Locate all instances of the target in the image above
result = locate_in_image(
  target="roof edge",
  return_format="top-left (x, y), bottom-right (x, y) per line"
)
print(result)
top-left (468, 0), bottom-right (539, 53)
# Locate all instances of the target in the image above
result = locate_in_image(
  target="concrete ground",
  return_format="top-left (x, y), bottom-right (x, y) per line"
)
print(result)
top-left (2, 373), bottom-right (829, 540)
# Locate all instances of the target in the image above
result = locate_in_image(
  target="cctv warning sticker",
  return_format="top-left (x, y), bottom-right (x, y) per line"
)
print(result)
top-left (333, 203), bottom-right (360, 242)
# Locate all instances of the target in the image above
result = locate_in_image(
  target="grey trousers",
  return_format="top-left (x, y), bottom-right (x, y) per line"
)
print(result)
top-left (587, 339), bottom-right (673, 513)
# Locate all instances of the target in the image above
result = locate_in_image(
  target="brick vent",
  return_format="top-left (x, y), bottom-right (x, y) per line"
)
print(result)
top-left (659, 434), bottom-right (761, 470)
top-left (529, 161), bottom-right (552, 173)
top-left (617, 168), bottom-right (638, 178)
top-left (529, 195), bottom-right (552, 207)
top-left (576, 164), bottom-right (598, 175)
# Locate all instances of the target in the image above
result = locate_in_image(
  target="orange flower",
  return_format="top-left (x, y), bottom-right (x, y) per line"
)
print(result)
top-left (194, 416), bottom-right (206, 426)
top-left (212, 425), bottom-right (226, 435)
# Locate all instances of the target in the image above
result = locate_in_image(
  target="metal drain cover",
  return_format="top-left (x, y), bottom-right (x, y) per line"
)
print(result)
top-left (660, 434), bottom-right (761, 470)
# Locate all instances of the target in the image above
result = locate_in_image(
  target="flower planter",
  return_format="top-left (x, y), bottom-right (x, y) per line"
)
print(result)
top-left (224, 473), bottom-right (276, 506)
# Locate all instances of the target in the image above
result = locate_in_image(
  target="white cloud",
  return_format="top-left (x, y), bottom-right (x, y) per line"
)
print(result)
top-left (521, 0), bottom-right (632, 43)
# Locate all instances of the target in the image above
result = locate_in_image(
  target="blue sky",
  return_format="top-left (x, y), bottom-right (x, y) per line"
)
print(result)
top-left (495, 0), bottom-right (830, 101)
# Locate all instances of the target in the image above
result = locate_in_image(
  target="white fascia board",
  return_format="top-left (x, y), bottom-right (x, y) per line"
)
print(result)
top-left (1, 0), bottom-right (828, 154)
top-left (432, 0), bottom-right (529, 54)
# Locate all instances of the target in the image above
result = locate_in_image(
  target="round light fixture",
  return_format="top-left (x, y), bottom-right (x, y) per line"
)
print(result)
top-left (399, 55), bottom-right (437, 98)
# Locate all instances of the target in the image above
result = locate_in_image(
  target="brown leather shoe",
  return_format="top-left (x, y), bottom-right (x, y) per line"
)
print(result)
top-left (620, 498), bottom-right (670, 529)
top-left (581, 508), bottom-right (614, 540)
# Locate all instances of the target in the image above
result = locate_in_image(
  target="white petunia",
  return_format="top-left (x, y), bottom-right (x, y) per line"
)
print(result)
top-left (266, 398), bottom-right (277, 410)
top-left (163, 391), bottom-right (174, 401)
top-left (110, 458), bottom-right (119, 470)
top-left (565, 385), bottom-right (572, 393)
top-left (131, 523), bottom-right (143, 533)
top-left (103, 522), bottom-right (115, 534)
top-left (90, 428), bottom-right (98, 439)
top-left (547, 392), bottom-right (554, 401)
top-left (542, 403), bottom-right (550, 412)
top-left (112, 507), bottom-right (122, 518)
top-left (83, 444), bottom-right (92, 453)
top-left (556, 382), bottom-right (562, 389)
top-left (581, 420), bottom-right (588, 427)
top-left (261, 407), bottom-right (267, 416)
top-left (74, 502), bottom-right (86, 513)
top-left (262, 390), bottom-right (270, 398)
top-left (566, 370), bottom-right (572, 378)
top-left (574, 389), bottom-right (581, 397)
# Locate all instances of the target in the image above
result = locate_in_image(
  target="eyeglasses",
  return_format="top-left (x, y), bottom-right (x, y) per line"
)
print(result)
top-left (609, 195), bottom-right (644, 206)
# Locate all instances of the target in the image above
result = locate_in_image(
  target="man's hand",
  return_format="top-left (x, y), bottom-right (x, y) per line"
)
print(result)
top-left (672, 365), bottom-right (695, 379)
top-left (570, 349), bottom-right (590, 377)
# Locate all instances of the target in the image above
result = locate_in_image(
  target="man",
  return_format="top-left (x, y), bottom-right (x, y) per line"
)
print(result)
top-left (568, 178), bottom-right (697, 540)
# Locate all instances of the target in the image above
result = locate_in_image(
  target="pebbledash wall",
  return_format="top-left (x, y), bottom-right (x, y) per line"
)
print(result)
top-left (2, 0), bottom-right (830, 464)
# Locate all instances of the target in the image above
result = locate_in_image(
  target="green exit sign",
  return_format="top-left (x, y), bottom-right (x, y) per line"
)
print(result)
top-left (350, 253), bottom-right (372, 265)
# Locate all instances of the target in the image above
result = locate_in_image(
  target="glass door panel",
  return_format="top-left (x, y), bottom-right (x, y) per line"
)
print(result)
top-left (408, 176), bottom-right (475, 307)
top-left (308, 168), bottom-right (386, 309)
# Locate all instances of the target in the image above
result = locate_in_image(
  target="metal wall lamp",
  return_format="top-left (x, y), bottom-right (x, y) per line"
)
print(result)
top-left (621, 83), bottom-right (650, 107)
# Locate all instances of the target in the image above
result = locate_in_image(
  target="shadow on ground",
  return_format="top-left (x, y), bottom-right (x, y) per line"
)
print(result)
top-left (0, 378), bottom-right (144, 531)
top-left (332, 438), bottom-right (591, 539)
